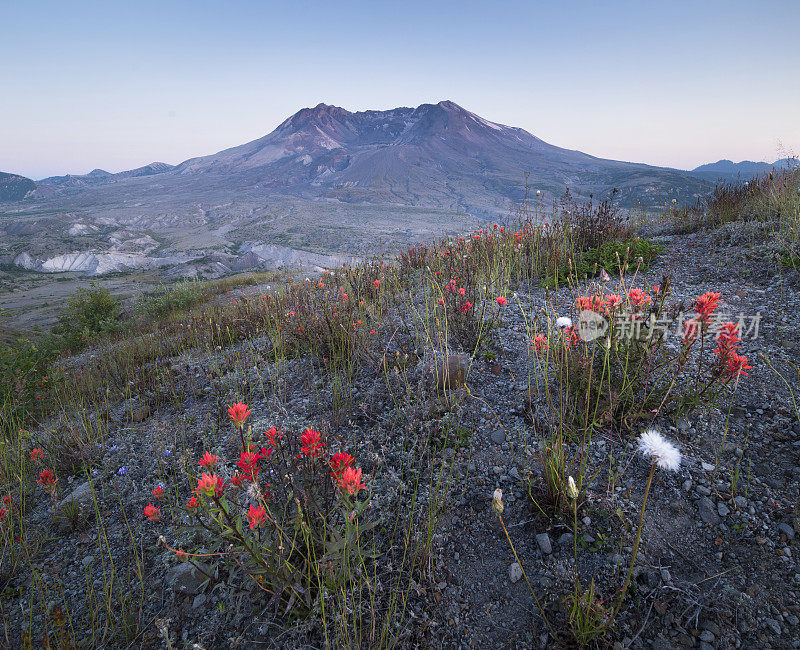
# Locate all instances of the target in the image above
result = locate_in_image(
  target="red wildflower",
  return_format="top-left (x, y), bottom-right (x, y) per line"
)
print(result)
top-left (143, 503), bottom-right (161, 521)
top-left (30, 448), bottom-right (45, 463)
top-left (36, 470), bottom-right (57, 489)
top-left (236, 450), bottom-right (261, 481)
top-left (532, 334), bottom-right (548, 352)
top-left (725, 352), bottom-right (753, 379)
top-left (194, 472), bottom-right (222, 498)
top-left (627, 288), bottom-right (652, 307)
top-left (713, 322), bottom-right (742, 359)
top-left (186, 496), bottom-right (199, 509)
top-left (460, 302), bottom-right (474, 313)
top-left (605, 294), bottom-right (623, 310)
top-left (458, 287), bottom-right (466, 296)
top-left (577, 295), bottom-right (607, 313)
top-left (227, 402), bottom-right (251, 427)
top-left (338, 466), bottom-right (366, 496)
top-left (230, 473), bottom-right (246, 488)
top-left (329, 452), bottom-right (355, 477)
top-left (3, 495), bottom-right (12, 505)
top-left (152, 486), bottom-right (164, 499)
top-left (373, 279), bottom-right (381, 288)
top-left (247, 504), bottom-right (267, 530)
top-left (265, 426), bottom-right (282, 447)
top-left (300, 428), bottom-right (324, 458)
top-left (0, 507), bottom-right (6, 522)
top-left (496, 296), bottom-right (508, 306)
top-left (695, 291), bottom-right (721, 323)
top-left (199, 452), bottom-right (219, 469)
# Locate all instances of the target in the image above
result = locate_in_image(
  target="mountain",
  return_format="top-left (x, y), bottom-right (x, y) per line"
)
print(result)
top-left (690, 158), bottom-right (796, 182)
top-left (38, 161), bottom-right (174, 190)
top-left (0, 172), bottom-right (36, 201)
top-left (0, 101), bottom-right (713, 277)
top-left (171, 100), bottom-right (708, 210)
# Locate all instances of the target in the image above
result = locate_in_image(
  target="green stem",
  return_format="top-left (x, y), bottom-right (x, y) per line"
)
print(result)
top-left (612, 462), bottom-right (656, 619)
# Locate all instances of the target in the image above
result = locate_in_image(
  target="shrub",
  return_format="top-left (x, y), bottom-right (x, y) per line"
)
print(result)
top-left (0, 339), bottom-right (57, 438)
top-left (54, 283), bottom-right (123, 350)
top-left (135, 280), bottom-right (204, 318)
top-left (541, 238), bottom-right (662, 288)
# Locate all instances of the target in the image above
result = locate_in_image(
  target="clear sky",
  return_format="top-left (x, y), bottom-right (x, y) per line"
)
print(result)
top-left (2, 0), bottom-right (798, 179)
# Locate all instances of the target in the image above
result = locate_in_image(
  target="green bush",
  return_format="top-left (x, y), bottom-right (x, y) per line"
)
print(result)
top-left (54, 283), bottom-right (123, 350)
top-left (136, 280), bottom-right (204, 318)
top-left (0, 338), bottom-right (58, 438)
top-left (541, 238), bottom-right (662, 287)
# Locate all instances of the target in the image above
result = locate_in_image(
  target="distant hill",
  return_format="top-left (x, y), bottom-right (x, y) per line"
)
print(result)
top-left (689, 158), bottom-right (796, 182)
top-left (0, 172), bottom-right (36, 201)
top-left (38, 161), bottom-right (174, 189)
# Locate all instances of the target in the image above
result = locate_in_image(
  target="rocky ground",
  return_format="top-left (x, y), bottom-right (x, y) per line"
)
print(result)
top-left (4, 223), bottom-right (800, 649)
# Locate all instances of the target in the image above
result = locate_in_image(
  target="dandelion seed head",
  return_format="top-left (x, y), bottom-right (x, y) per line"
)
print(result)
top-left (491, 488), bottom-right (504, 515)
top-left (555, 316), bottom-right (573, 329)
top-left (637, 428), bottom-right (681, 472)
top-left (566, 475), bottom-right (579, 500)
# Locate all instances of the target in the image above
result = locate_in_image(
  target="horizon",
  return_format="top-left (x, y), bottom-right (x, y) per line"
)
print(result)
top-left (2, 0), bottom-right (799, 179)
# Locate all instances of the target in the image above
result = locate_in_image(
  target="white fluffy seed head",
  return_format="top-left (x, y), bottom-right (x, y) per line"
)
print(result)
top-left (555, 316), bottom-right (573, 329)
top-left (566, 475), bottom-right (579, 500)
top-left (492, 488), bottom-right (504, 515)
top-left (637, 428), bottom-right (681, 472)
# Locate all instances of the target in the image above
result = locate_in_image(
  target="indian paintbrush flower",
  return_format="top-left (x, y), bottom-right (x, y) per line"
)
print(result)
top-left (247, 504), bottom-right (267, 530)
top-left (143, 503), bottom-right (161, 522)
top-left (227, 402), bottom-right (251, 427)
top-left (566, 476), bottom-right (579, 500)
top-left (198, 452), bottom-right (219, 468)
top-left (337, 466), bottom-right (366, 496)
top-left (300, 428), bottom-right (324, 458)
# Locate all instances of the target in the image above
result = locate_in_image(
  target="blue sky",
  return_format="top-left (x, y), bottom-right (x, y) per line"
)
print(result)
top-left (2, 0), bottom-right (798, 178)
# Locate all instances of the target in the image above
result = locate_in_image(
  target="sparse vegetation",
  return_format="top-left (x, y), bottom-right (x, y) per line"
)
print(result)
top-left (0, 180), bottom-right (796, 648)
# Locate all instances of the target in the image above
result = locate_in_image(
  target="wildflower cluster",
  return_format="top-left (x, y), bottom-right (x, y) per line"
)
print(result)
top-left (144, 403), bottom-right (369, 608)
top-left (540, 280), bottom-right (754, 425)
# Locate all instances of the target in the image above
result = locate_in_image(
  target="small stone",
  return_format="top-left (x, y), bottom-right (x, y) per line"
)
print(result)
top-left (682, 479), bottom-right (693, 491)
top-left (778, 523), bottom-right (796, 540)
top-left (166, 562), bottom-right (210, 596)
top-left (509, 562), bottom-right (523, 583)
top-left (491, 430), bottom-right (506, 444)
top-left (535, 533), bottom-right (552, 554)
top-left (718, 502), bottom-right (730, 517)
top-left (558, 533), bottom-right (574, 547)
top-left (192, 594), bottom-right (207, 609)
top-left (53, 482), bottom-right (96, 532)
top-left (696, 485), bottom-right (712, 496)
top-left (132, 404), bottom-right (151, 423)
top-left (701, 462), bottom-right (715, 472)
top-left (700, 630), bottom-right (715, 643)
top-left (699, 497), bottom-right (720, 525)
top-left (434, 354), bottom-right (470, 389)
top-left (764, 618), bottom-right (782, 636)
